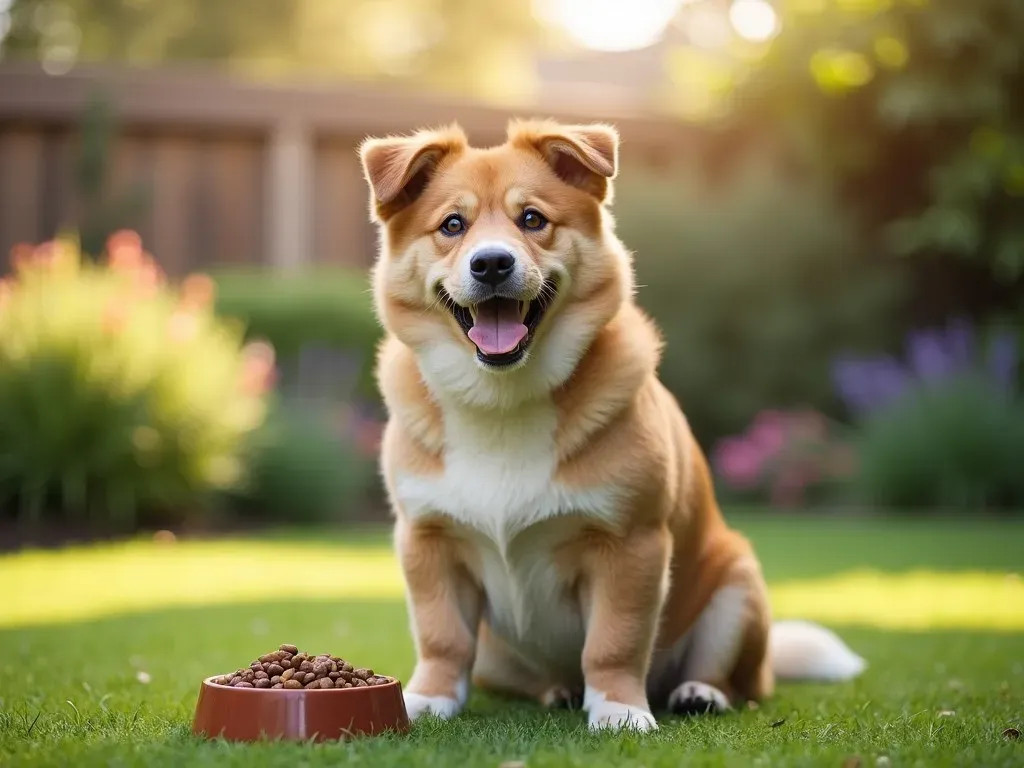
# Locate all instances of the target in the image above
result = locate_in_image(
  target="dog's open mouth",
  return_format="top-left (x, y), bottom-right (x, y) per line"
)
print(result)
top-left (441, 281), bottom-right (556, 367)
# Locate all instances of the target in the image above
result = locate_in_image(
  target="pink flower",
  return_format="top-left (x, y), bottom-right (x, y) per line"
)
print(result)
top-left (748, 410), bottom-right (787, 457)
top-left (713, 437), bottom-right (764, 489)
top-left (238, 340), bottom-right (277, 396)
top-left (9, 243), bottom-right (34, 273)
top-left (107, 230), bottom-right (144, 271)
top-left (180, 273), bottom-right (216, 310)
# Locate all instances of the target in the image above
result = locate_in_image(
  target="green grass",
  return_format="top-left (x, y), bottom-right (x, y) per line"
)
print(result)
top-left (1, 513), bottom-right (1022, 767)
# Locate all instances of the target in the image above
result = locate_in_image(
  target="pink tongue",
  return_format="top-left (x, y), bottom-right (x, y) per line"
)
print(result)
top-left (467, 298), bottom-right (527, 355)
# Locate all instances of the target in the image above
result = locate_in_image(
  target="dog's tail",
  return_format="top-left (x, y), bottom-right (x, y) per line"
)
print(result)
top-left (768, 620), bottom-right (867, 682)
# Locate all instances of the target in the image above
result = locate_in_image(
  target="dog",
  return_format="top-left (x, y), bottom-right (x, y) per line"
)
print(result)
top-left (358, 120), bottom-right (865, 731)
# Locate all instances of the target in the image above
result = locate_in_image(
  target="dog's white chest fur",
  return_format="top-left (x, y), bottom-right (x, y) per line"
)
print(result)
top-left (394, 399), bottom-right (621, 669)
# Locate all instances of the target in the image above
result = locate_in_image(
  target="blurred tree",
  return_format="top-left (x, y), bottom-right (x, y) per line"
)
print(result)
top-left (669, 0), bottom-right (1024, 298)
top-left (1, 0), bottom-right (541, 101)
top-left (73, 91), bottom-right (151, 258)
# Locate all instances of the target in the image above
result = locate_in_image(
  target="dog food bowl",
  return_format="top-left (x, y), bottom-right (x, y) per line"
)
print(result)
top-left (191, 675), bottom-right (410, 742)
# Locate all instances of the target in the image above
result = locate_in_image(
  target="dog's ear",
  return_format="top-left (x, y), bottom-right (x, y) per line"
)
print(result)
top-left (358, 125), bottom-right (467, 220)
top-left (509, 121), bottom-right (619, 202)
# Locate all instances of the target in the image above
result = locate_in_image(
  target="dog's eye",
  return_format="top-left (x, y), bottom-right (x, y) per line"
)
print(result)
top-left (521, 209), bottom-right (548, 231)
top-left (440, 214), bottom-right (465, 236)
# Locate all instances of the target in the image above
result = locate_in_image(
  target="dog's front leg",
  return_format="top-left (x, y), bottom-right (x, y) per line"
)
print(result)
top-left (396, 518), bottom-right (482, 721)
top-left (580, 524), bottom-right (671, 732)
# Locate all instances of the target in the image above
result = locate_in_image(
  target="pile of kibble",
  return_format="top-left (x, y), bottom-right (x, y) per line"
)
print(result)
top-left (212, 644), bottom-right (392, 690)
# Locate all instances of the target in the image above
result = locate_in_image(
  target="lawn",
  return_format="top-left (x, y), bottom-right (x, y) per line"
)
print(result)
top-left (1, 512), bottom-right (1022, 767)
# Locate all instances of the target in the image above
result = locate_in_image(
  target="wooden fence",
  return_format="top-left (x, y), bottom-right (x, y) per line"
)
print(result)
top-left (0, 63), bottom-right (697, 276)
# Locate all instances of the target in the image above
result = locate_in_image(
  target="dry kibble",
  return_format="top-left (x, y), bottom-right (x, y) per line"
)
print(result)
top-left (211, 646), bottom-right (393, 690)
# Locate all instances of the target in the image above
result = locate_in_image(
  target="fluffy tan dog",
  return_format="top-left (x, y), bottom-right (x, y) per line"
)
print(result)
top-left (359, 120), bottom-right (865, 731)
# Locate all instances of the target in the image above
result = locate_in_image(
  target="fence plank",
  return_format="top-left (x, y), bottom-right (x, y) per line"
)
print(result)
top-left (314, 138), bottom-right (376, 268)
top-left (0, 129), bottom-right (45, 267)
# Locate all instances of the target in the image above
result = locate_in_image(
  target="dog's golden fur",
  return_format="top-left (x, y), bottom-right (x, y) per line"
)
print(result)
top-left (359, 120), bottom-right (861, 730)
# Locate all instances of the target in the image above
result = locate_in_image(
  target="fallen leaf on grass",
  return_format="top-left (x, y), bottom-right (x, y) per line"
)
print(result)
top-left (770, 719), bottom-right (785, 728)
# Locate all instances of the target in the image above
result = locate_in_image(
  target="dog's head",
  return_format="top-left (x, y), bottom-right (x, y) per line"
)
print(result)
top-left (360, 120), bottom-right (633, 406)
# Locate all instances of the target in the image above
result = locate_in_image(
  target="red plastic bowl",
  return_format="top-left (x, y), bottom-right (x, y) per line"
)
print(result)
top-left (191, 675), bottom-right (410, 742)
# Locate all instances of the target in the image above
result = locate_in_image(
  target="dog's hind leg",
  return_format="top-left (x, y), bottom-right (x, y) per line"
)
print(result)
top-left (663, 556), bottom-right (773, 716)
top-left (471, 621), bottom-right (555, 704)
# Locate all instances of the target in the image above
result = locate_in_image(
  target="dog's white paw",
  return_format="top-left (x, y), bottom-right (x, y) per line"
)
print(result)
top-left (586, 692), bottom-right (658, 732)
top-left (403, 692), bottom-right (462, 721)
top-left (668, 681), bottom-right (731, 716)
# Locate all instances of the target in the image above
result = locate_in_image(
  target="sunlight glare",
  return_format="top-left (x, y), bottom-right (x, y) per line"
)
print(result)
top-left (534, 0), bottom-right (685, 52)
top-left (728, 0), bottom-right (780, 43)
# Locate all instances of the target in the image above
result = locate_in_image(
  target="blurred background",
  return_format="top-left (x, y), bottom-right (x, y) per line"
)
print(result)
top-left (0, 0), bottom-right (1022, 541)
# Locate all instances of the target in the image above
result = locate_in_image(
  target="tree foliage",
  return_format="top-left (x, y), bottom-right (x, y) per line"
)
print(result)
top-left (710, 0), bottom-right (1024, 284)
top-left (1, 0), bottom-right (541, 100)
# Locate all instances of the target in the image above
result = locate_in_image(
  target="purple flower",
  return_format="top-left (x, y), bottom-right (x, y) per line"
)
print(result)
top-left (986, 331), bottom-right (1019, 393)
top-left (945, 318), bottom-right (976, 372)
top-left (832, 318), bottom-right (1020, 417)
top-left (906, 329), bottom-right (953, 383)
top-left (832, 355), bottom-right (911, 415)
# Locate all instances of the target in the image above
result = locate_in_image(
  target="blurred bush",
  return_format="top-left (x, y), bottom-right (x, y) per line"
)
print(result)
top-left (0, 233), bottom-right (272, 529)
top-left (222, 401), bottom-right (379, 524)
top-left (211, 268), bottom-right (382, 401)
top-left (836, 320), bottom-right (1024, 512)
top-left (616, 156), bottom-right (908, 447)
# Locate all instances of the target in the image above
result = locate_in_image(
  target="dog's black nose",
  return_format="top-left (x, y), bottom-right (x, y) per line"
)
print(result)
top-left (470, 249), bottom-right (516, 287)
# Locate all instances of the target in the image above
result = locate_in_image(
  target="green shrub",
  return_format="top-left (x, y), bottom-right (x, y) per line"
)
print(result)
top-left (835, 320), bottom-right (1024, 512)
top-left (853, 377), bottom-right (1024, 512)
top-left (210, 268), bottom-right (381, 400)
top-left (615, 157), bottom-right (908, 447)
top-left (0, 233), bottom-right (272, 528)
top-left (223, 401), bottom-right (379, 524)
